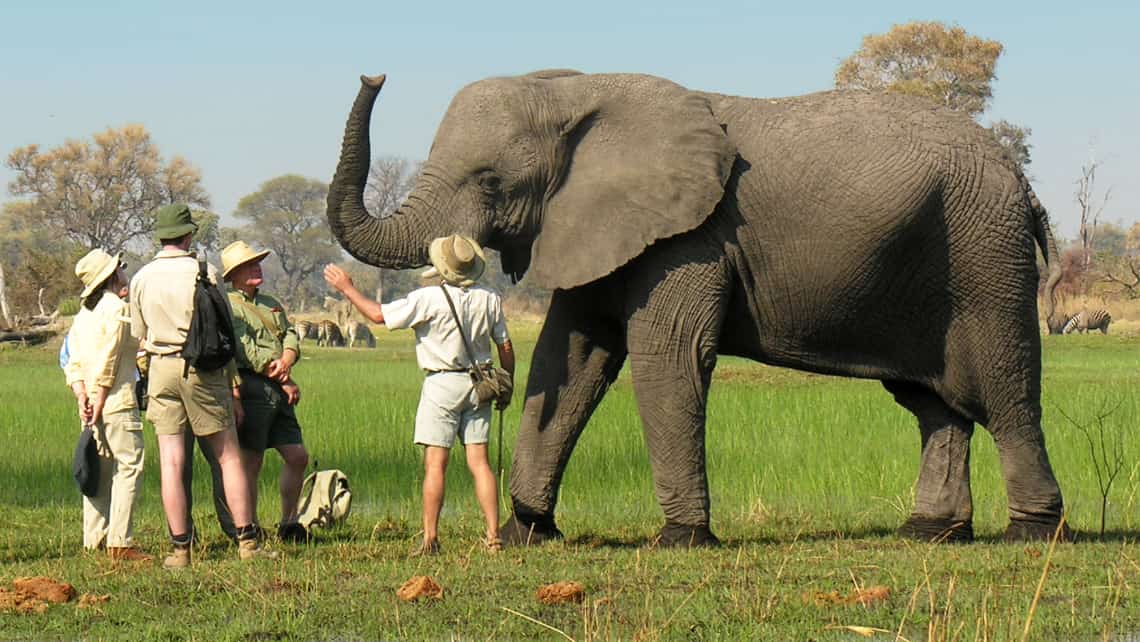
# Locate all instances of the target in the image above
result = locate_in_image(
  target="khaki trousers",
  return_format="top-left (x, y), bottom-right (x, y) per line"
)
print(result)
top-left (82, 409), bottom-right (145, 549)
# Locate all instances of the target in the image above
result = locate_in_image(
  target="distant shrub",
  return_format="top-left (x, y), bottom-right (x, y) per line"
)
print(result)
top-left (57, 297), bottom-right (81, 317)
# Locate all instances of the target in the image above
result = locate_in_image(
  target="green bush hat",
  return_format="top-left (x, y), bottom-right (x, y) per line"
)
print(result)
top-left (154, 203), bottom-right (198, 240)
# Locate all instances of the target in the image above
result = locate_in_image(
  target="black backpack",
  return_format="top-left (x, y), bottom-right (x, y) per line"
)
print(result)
top-left (182, 258), bottom-right (237, 377)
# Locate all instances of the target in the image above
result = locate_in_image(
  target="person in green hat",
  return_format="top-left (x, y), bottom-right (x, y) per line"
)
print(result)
top-left (129, 203), bottom-right (272, 567)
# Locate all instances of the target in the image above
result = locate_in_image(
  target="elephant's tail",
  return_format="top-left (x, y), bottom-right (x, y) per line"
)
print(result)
top-left (1025, 174), bottom-right (1063, 334)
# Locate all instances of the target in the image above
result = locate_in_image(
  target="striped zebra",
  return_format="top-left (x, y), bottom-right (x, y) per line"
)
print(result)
top-left (1062, 309), bottom-right (1111, 334)
top-left (344, 320), bottom-right (376, 348)
top-left (294, 319), bottom-right (320, 344)
top-left (317, 319), bottom-right (345, 347)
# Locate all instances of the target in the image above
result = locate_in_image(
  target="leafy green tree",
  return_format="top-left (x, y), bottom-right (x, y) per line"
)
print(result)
top-left (835, 22), bottom-right (1003, 118)
top-left (988, 119), bottom-right (1033, 169)
top-left (231, 175), bottom-right (343, 306)
top-left (5, 124), bottom-right (210, 254)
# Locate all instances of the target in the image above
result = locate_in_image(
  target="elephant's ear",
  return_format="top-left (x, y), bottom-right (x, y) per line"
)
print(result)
top-left (529, 74), bottom-right (736, 290)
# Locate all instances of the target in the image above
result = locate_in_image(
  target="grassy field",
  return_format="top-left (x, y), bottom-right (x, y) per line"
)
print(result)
top-left (0, 322), bottom-right (1137, 640)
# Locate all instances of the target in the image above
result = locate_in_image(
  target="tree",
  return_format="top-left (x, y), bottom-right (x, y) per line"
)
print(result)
top-left (1076, 156), bottom-right (1112, 273)
top-left (232, 175), bottom-right (343, 306)
top-left (5, 124), bottom-right (210, 254)
top-left (835, 22), bottom-right (1003, 118)
top-left (364, 157), bottom-right (421, 302)
top-left (0, 201), bottom-right (85, 318)
top-left (988, 119), bottom-right (1033, 169)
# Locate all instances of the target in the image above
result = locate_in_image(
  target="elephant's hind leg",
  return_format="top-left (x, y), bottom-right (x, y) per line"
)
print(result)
top-left (503, 286), bottom-right (627, 547)
top-left (884, 381), bottom-right (975, 542)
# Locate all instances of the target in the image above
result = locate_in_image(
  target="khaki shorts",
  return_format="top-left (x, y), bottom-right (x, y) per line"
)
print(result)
top-left (414, 371), bottom-right (490, 448)
top-left (237, 372), bottom-right (303, 452)
top-left (145, 354), bottom-right (235, 437)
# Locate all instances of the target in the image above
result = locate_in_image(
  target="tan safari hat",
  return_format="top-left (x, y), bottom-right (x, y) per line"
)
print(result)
top-left (423, 235), bottom-right (486, 287)
top-left (221, 241), bottom-right (271, 279)
top-left (75, 248), bottom-right (122, 299)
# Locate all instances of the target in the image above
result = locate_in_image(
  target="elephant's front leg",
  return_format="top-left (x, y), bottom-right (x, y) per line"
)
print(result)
top-left (625, 249), bottom-right (730, 547)
top-left (502, 286), bottom-right (627, 546)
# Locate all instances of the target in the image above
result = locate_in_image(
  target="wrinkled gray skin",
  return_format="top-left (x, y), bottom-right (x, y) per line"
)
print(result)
top-left (327, 71), bottom-right (1068, 546)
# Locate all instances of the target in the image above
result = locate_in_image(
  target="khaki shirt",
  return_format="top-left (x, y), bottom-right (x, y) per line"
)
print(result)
top-left (381, 283), bottom-right (510, 372)
top-left (64, 291), bottom-right (139, 414)
top-left (129, 248), bottom-right (238, 384)
top-left (228, 289), bottom-right (300, 375)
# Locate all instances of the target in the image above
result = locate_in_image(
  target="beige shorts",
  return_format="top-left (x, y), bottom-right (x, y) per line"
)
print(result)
top-left (414, 371), bottom-right (490, 448)
top-left (145, 354), bottom-right (235, 437)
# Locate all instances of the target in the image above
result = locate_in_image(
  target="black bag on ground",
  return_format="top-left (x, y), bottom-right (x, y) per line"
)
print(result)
top-left (181, 258), bottom-right (237, 377)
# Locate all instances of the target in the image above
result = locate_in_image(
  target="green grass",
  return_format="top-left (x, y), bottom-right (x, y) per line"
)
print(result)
top-left (0, 327), bottom-right (1137, 639)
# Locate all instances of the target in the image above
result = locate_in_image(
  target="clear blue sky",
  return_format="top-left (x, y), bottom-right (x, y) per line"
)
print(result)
top-left (1, 0), bottom-right (1136, 240)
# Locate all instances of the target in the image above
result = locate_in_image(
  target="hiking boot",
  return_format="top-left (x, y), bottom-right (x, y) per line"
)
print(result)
top-left (108, 546), bottom-right (153, 563)
top-left (276, 522), bottom-right (309, 543)
top-left (238, 538), bottom-right (279, 561)
top-left (410, 539), bottom-right (441, 557)
top-left (163, 546), bottom-right (191, 569)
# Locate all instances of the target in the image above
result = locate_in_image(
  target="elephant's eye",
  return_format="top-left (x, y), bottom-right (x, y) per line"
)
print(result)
top-left (477, 172), bottom-right (501, 194)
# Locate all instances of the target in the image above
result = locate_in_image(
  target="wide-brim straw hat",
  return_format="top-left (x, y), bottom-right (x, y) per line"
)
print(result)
top-left (153, 203), bottom-right (198, 240)
top-left (221, 240), bottom-right (272, 279)
top-left (423, 235), bottom-right (486, 287)
top-left (75, 248), bottom-right (122, 299)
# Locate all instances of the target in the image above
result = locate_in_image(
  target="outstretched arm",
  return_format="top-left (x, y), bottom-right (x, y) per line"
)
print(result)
top-left (323, 264), bottom-right (385, 325)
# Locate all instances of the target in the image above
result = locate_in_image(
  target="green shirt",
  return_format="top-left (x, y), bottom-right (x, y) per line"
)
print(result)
top-left (227, 289), bottom-right (301, 375)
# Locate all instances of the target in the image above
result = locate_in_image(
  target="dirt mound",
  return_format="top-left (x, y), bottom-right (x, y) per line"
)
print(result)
top-left (396, 575), bottom-right (443, 601)
top-left (13, 577), bottom-right (77, 604)
top-left (536, 581), bottom-right (585, 605)
top-left (0, 577), bottom-right (77, 615)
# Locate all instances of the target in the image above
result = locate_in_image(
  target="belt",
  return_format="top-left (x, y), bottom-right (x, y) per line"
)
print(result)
top-left (151, 351), bottom-right (182, 359)
top-left (425, 368), bottom-right (468, 374)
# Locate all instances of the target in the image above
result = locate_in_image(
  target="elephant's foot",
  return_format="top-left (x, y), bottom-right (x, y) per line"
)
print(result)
top-left (656, 522), bottom-right (720, 548)
top-left (500, 512), bottom-right (563, 548)
top-left (897, 516), bottom-right (974, 543)
top-left (1003, 517), bottom-right (1072, 542)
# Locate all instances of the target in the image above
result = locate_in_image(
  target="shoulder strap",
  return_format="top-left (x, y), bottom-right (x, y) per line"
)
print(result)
top-left (229, 291), bottom-right (283, 339)
top-left (438, 284), bottom-right (483, 378)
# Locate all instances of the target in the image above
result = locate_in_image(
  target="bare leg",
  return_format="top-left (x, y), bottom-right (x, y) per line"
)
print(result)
top-left (422, 446), bottom-right (449, 548)
top-left (202, 429), bottom-right (255, 528)
top-left (158, 433), bottom-right (191, 536)
top-left (242, 449), bottom-right (265, 522)
top-left (276, 444), bottom-right (309, 523)
top-left (464, 443), bottom-right (498, 541)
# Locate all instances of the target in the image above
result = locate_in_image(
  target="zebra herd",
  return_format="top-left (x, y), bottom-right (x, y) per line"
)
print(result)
top-left (1058, 309), bottom-right (1112, 335)
top-left (292, 318), bottom-right (376, 348)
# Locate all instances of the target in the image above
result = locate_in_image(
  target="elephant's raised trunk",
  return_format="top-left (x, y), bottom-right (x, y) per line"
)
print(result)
top-left (326, 74), bottom-right (435, 269)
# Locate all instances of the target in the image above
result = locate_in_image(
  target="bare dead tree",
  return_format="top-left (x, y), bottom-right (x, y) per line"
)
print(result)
top-left (363, 156), bottom-right (421, 301)
top-left (1076, 156), bottom-right (1112, 273)
top-left (1099, 257), bottom-right (1140, 299)
top-left (1054, 400), bottom-right (1126, 537)
top-left (0, 262), bottom-right (12, 329)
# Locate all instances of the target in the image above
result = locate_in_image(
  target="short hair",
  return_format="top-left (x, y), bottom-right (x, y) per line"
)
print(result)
top-left (160, 231), bottom-right (194, 246)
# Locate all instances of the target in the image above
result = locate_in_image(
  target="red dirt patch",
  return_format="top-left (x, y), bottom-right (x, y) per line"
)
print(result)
top-left (77, 594), bottom-right (110, 609)
top-left (396, 575), bottom-right (443, 601)
top-left (536, 581), bottom-right (585, 605)
top-left (0, 587), bottom-right (48, 614)
top-left (12, 577), bottom-right (76, 603)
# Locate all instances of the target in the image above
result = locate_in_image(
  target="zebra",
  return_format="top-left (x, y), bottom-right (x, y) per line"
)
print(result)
top-left (294, 319), bottom-right (320, 344)
top-left (317, 319), bottom-right (345, 347)
top-left (344, 320), bottom-right (376, 348)
top-left (1061, 309), bottom-right (1111, 334)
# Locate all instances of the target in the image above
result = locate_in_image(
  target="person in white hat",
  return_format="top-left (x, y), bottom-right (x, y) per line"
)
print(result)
top-left (324, 235), bottom-right (514, 555)
top-left (220, 240), bottom-right (310, 543)
top-left (63, 249), bottom-right (151, 562)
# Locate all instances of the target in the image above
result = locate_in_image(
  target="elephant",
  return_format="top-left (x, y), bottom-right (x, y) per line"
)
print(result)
top-left (326, 70), bottom-right (1069, 546)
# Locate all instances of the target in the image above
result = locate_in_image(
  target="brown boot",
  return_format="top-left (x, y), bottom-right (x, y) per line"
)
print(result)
top-left (163, 546), bottom-right (191, 569)
top-left (108, 546), bottom-right (153, 563)
top-left (238, 538), bottom-right (279, 561)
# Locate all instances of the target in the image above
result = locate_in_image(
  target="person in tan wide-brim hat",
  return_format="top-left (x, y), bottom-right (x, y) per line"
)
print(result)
top-left (422, 235), bottom-right (486, 287)
top-left (64, 248), bottom-right (151, 562)
top-left (324, 234), bottom-right (514, 556)
top-left (76, 249), bottom-right (123, 300)
top-left (221, 241), bottom-right (272, 280)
